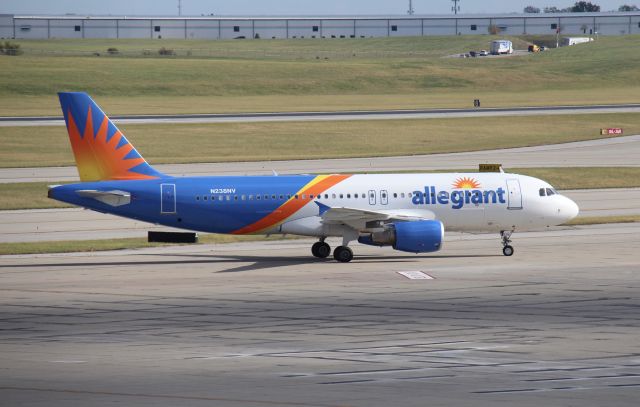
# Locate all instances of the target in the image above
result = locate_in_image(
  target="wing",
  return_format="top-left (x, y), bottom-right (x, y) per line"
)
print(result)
top-left (316, 202), bottom-right (435, 231)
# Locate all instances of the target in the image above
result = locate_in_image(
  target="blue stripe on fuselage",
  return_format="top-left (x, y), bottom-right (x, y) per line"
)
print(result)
top-left (49, 175), bottom-right (316, 234)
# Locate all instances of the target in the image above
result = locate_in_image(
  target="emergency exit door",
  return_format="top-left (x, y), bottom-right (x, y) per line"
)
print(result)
top-left (161, 184), bottom-right (176, 214)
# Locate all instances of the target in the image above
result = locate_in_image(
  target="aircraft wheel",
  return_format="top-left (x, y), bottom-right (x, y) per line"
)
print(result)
top-left (503, 245), bottom-right (514, 256)
top-left (333, 246), bottom-right (353, 263)
top-left (312, 241), bottom-right (331, 258)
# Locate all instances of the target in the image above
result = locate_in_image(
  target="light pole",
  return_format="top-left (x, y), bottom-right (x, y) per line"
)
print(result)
top-left (451, 0), bottom-right (461, 15)
top-left (407, 0), bottom-right (415, 15)
top-left (178, 0), bottom-right (182, 16)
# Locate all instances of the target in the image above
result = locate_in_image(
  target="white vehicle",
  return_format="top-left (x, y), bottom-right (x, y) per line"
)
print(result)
top-left (479, 50), bottom-right (489, 56)
top-left (490, 40), bottom-right (513, 55)
top-left (561, 37), bottom-right (593, 46)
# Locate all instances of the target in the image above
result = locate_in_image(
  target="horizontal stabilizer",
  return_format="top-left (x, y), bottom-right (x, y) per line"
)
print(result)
top-left (76, 189), bottom-right (131, 207)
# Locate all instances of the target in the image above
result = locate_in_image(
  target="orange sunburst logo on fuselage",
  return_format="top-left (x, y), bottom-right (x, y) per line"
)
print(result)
top-left (452, 177), bottom-right (481, 189)
top-left (66, 106), bottom-right (156, 182)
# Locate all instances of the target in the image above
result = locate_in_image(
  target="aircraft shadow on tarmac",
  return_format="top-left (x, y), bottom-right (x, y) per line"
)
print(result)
top-left (1, 253), bottom-right (499, 273)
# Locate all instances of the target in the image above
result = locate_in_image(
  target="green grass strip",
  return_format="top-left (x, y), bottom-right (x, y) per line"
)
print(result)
top-left (0, 234), bottom-right (301, 256)
top-left (563, 215), bottom-right (640, 226)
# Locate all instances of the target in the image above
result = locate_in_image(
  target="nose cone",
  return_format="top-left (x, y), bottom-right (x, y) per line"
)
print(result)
top-left (558, 196), bottom-right (579, 223)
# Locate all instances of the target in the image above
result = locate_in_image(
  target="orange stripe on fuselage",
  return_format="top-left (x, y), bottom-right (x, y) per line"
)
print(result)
top-left (231, 174), bottom-right (351, 235)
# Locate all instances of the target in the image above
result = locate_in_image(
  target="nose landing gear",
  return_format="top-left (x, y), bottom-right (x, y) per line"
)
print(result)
top-left (500, 230), bottom-right (514, 256)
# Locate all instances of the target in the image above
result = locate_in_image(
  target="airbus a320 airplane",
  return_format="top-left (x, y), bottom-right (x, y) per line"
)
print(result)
top-left (49, 93), bottom-right (579, 262)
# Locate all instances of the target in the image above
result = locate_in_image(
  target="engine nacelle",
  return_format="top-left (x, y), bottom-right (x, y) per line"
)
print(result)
top-left (358, 220), bottom-right (444, 253)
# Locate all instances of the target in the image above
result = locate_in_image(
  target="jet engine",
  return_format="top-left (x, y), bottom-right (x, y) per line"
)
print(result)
top-left (358, 220), bottom-right (444, 253)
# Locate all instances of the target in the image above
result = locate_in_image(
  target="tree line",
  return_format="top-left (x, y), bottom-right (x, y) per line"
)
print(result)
top-left (523, 2), bottom-right (639, 13)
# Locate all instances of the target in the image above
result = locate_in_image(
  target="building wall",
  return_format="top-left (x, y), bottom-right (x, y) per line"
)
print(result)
top-left (186, 20), bottom-right (219, 39)
top-left (84, 19), bottom-right (118, 39)
top-left (0, 14), bottom-right (14, 38)
top-left (9, 14), bottom-right (640, 40)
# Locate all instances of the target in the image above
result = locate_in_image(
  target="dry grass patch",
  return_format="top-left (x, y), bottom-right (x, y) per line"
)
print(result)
top-left (2, 113), bottom-right (639, 168)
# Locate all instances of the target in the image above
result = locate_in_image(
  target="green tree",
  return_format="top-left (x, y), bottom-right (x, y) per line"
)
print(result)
top-left (571, 1), bottom-right (601, 11)
top-left (524, 6), bottom-right (541, 13)
top-left (618, 4), bottom-right (639, 11)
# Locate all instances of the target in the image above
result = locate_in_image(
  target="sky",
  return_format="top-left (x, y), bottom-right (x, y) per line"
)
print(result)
top-left (0, 0), bottom-right (634, 16)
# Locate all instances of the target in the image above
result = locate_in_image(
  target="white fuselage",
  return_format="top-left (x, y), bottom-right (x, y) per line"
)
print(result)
top-left (274, 173), bottom-right (579, 237)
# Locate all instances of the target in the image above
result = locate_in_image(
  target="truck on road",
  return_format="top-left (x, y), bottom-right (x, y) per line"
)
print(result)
top-left (491, 40), bottom-right (513, 55)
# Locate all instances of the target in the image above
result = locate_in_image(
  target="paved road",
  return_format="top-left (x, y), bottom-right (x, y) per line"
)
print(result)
top-left (1, 188), bottom-right (637, 243)
top-left (2, 103), bottom-right (640, 127)
top-left (2, 135), bottom-right (639, 184)
top-left (1, 223), bottom-right (638, 406)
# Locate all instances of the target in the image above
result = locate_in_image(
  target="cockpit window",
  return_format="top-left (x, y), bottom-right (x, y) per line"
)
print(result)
top-left (539, 188), bottom-right (546, 197)
top-left (546, 188), bottom-right (556, 196)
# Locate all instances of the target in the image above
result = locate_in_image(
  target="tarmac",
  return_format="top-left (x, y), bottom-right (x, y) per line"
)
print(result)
top-left (2, 103), bottom-right (639, 127)
top-left (1, 134), bottom-right (639, 184)
top-left (1, 223), bottom-right (639, 406)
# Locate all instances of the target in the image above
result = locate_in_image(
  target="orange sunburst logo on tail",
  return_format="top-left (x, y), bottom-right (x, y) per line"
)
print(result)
top-left (453, 177), bottom-right (481, 189)
top-left (65, 105), bottom-right (159, 182)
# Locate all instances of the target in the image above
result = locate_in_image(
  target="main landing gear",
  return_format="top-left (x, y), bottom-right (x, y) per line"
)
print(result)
top-left (311, 240), bottom-right (353, 262)
top-left (333, 246), bottom-right (353, 263)
top-left (311, 240), bottom-right (331, 259)
top-left (500, 230), bottom-right (514, 256)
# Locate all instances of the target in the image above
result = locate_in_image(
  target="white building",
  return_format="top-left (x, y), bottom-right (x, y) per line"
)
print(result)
top-left (2, 12), bottom-right (640, 40)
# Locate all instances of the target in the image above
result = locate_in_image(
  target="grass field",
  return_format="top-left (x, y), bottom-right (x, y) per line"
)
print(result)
top-left (2, 167), bottom-right (639, 211)
top-left (1, 36), bottom-right (639, 116)
top-left (1, 113), bottom-right (638, 168)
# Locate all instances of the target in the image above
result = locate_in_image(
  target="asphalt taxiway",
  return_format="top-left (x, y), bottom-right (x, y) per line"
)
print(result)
top-left (3, 103), bottom-right (640, 127)
top-left (1, 223), bottom-right (639, 406)
top-left (1, 134), bottom-right (639, 184)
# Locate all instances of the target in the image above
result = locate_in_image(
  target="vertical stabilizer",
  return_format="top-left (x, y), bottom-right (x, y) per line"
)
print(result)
top-left (58, 92), bottom-right (164, 182)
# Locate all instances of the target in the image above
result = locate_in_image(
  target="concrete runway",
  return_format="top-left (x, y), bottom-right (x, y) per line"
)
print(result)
top-left (2, 135), bottom-right (639, 184)
top-left (1, 188), bottom-right (638, 243)
top-left (1, 223), bottom-right (639, 406)
top-left (3, 103), bottom-right (640, 127)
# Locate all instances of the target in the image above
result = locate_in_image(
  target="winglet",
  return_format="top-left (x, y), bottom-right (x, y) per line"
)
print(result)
top-left (315, 201), bottom-right (332, 216)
